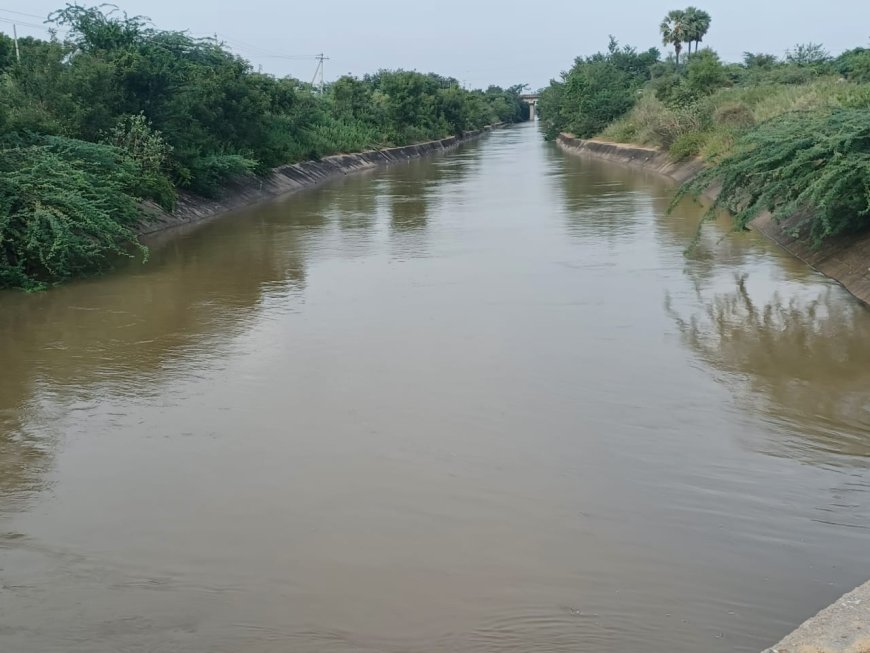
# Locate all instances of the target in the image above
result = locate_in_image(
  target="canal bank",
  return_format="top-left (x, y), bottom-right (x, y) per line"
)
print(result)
top-left (139, 127), bottom-right (502, 237)
top-left (556, 134), bottom-right (870, 307)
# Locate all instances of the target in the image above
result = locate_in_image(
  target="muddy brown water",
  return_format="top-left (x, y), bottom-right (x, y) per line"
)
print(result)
top-left (1, 123), bottom-right (869, 653)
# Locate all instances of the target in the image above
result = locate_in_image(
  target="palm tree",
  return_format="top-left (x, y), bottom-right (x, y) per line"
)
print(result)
top-left (660, 9), bottom-right (688, 68)
top-left (684, 7), bottom-right (712, 56)
top-left (684, 7), bottom-right (698, 56)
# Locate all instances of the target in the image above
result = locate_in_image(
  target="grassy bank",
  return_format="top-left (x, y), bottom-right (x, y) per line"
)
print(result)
top-left (538, 9), bottom-right (870, 247)
top-left (0, 5), bottom-right (528, 289)
top-left (601, 79), bottom-right (870, 162)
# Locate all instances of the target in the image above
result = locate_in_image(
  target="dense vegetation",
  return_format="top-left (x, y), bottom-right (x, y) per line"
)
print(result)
top-left (0, 5), bottom-right (527, 289)
top-left (536, 38), bottom-right (660, 141)
top-left (675, 109), bottom-right (870, 245)
top-left (538, 7), bottom-right (870, 245)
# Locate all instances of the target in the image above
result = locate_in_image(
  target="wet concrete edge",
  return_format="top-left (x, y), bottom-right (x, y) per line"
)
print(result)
top-left (138, 125), bottom-right (505, 237)
top-left (555, 135), bottom-right (870, 308)
top-left (761, 581), bottom-right (870, 653)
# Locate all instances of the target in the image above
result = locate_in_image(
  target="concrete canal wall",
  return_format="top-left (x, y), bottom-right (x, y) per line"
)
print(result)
top-left (139, 126), bottom-right (501, 237)
top-left (762, 581), bottom-right (870, 653)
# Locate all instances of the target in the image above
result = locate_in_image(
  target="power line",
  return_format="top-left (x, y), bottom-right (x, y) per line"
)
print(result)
top-left (0, 7), bottom-right (341, 75)
top-left (0, 15), bottom-right (326, 81)
top-left (265, 54), bottom-right (324, 61)
top-left (0, 16), bottom-right (48, 31)
top-left (214, 36), bottom-right (331, 82)
top-left (0, 7), bottom-right (46, 20)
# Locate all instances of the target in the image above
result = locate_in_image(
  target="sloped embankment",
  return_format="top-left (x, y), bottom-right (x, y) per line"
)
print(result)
top-left (140, 127), bottom-right (499, 236)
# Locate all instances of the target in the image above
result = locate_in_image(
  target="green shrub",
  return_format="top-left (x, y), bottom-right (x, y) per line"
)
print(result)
top-left (0, 137), bottom-right (150, 288)
top-left (649, 104), bottom-right (708, 148)
top-left (185, 155), bottom-right (258, 197)
top-left (653, 73), bottom-right (699, 107)
top-left (103, 113), bottom-right (175, 208)
top-left (835, 48), bottom-right (870, 83)
top-left (538, 37), bottom-right (659, 138)
top-left (676, 108), bottom-right (870, 244)
top-left (698, 129), bottom-right (737, 160)
top-left (600, 117), bottom-right (639, 143)
top-left (669, 131), bottom-right (708, 160)
top-left (686, 49), bottom-right (728, 96)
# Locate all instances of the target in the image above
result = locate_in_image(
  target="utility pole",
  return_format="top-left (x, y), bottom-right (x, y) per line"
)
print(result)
top-left (311, 53), bottom-right (328, 95)
top-left (12, 24), bottom-right (20, 64)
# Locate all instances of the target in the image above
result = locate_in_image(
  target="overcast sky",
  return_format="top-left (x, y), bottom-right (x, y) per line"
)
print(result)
top-left (3, 1), bottom-right (869, 90)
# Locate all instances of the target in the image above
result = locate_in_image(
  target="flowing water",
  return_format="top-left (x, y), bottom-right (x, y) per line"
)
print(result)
top-left (1, 123), bottom-right (869, 653)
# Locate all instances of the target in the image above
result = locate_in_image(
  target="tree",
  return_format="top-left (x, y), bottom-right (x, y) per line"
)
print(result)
top-left (686, 48), bottom-right (727, 94)
top-left (661, 10), bottom-right (688, 68)
top-left (743, 52), bottom-right (778, 69)
top-left (785, 42), bottom-right (830, 66)
top-left (835, 47), bottom-right (870, 83)
top-left (48, 4), bottom-right (148, 53)
top-left (684, 7), bottom-right (711, 55)
top-left (537, 37), bottom-right (660, 139)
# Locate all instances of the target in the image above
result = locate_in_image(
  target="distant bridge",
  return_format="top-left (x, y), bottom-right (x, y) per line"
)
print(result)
top-left (520, 94), bottom-right (539, 121)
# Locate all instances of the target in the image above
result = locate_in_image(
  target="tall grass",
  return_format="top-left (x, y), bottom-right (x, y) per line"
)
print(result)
top-left (600, 78), bottom-right (870, 161)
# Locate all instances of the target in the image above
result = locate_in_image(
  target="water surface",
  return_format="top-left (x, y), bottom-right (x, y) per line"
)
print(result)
top-left (1, 123), bottom-right (869, 653)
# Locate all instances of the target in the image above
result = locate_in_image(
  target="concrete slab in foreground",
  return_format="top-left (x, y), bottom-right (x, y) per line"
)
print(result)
top-left (763, 581), bottom-right (870, 653)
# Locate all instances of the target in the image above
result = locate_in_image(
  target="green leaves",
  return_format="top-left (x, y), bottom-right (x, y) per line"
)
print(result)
top-left (0, 5), bottom-right (529, 288)
top-left (678, 108), bottom-right (870, 244)
top-left (0, 136), bottom-right (149, 288)
top-left (186, 154), bottom-right (257, 197)
top-left (538, 39), bottom-right (659, 139)
top-left (661, 9), bottom-right (688, 64)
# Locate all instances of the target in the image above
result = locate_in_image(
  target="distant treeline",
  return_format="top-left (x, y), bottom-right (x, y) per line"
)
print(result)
top-left (538, 7), bottom-right (870, 246)
top-left (0, 4), bottom-right (528, 289)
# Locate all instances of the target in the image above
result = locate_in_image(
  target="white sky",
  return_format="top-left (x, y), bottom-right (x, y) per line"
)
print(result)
top-left (2, 1), bottom-right (869, 90)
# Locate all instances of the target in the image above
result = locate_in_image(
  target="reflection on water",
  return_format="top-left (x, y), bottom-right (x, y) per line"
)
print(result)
top-left (0, 141), bottom-right (482, 514)
top-left (0, 425), bottom-right (52, 516)
top-left (667, 274), bottom-right (870, 463)
top-left (551, 153), bottom-right (869, 465)
top-left (547, 147), bottom-right (647, 242)
top-left (0, 125), bottom-right (869, 653)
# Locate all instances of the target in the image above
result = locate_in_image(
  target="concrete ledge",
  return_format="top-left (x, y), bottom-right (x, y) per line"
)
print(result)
top-left (555, 135), bottom-right (704, 184)
top-left (763, 581), bottom-right (870, 653)
top-left (556, 134), bottom-right (870, 307)
top-left (139, 126), bottom-right (502, 236)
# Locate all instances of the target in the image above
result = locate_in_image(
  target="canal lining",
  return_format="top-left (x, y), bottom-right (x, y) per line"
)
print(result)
top-left (139, 125), bottom-right (505, 238)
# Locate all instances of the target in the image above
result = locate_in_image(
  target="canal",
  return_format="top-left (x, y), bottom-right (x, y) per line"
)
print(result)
top-left (1, 123), bottom-right (869, 652)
